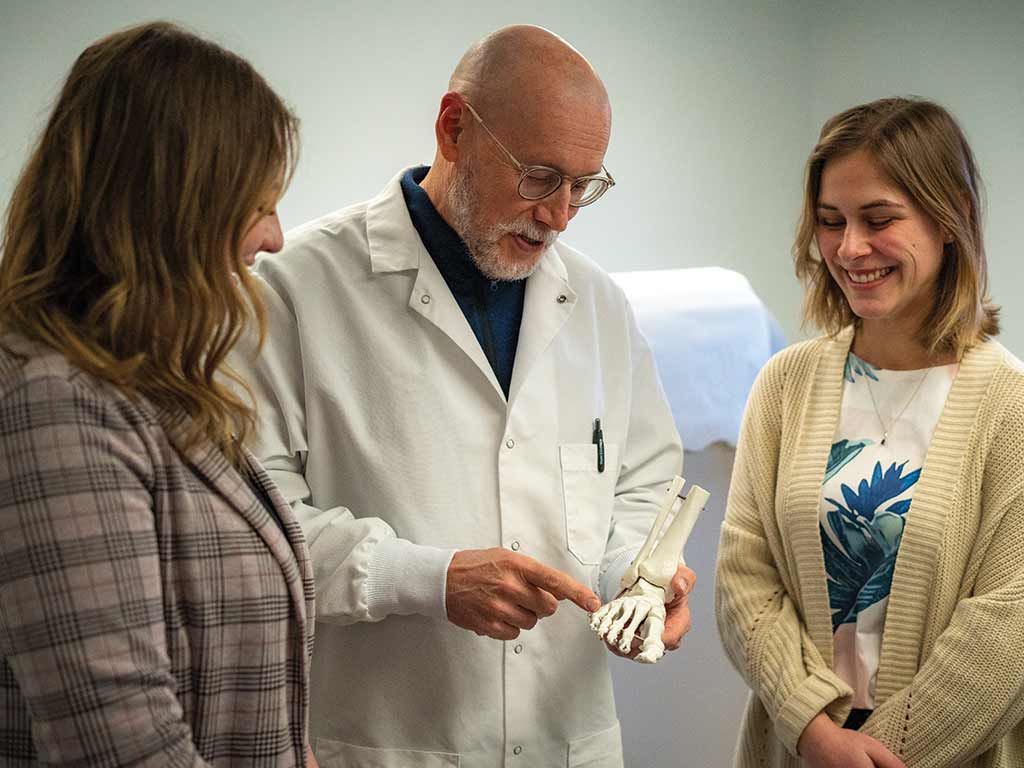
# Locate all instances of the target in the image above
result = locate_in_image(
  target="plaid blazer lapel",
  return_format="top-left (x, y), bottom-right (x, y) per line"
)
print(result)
top-left (243, 447), bottom-right (317, 622)
top-left (156, 408), bottom-right (314, 632)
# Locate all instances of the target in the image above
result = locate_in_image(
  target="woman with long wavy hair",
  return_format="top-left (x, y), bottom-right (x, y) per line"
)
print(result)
top-left (0, 22), bottom-right (317, 766)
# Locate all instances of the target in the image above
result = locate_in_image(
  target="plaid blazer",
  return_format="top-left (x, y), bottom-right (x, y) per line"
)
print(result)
top-left (0, 336), bottom-right (316, 766)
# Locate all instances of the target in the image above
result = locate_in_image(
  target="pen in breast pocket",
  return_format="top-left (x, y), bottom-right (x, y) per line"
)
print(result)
top-left (592, 418), bottom-right (605, 473)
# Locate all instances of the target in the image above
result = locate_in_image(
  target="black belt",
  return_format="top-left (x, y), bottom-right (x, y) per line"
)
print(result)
top-left (843, 708), bottom-right (873, 731)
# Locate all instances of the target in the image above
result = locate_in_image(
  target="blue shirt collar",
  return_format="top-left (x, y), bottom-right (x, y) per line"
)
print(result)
top-left (400, 166), bottom-right (495, 295)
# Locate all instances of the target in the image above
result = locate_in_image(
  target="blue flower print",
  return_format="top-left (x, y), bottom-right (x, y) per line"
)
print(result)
top-left (824, 439), bottom-right (873, 483)
top-left (820, 459), bottom-right (920, 631)
top-left (844, 353), bottom-right (880, 384)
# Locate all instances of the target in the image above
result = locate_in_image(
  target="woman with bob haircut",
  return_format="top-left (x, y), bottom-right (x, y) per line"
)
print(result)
top-left (716, 96), bottom-right (1024, 768)
top-left (0, 21), bottom-right (318, 766)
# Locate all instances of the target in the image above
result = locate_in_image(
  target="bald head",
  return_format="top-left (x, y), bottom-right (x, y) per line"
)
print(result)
top-left (419, 25), bottom-right (613, 276)
top-left (449, 25), bottom-right (609, 127)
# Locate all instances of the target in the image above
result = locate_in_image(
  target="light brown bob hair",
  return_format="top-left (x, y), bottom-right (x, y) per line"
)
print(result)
top-left (793, 97), bottom-right (998, 358)
top-left (0, 21), bottom-right (298, 464)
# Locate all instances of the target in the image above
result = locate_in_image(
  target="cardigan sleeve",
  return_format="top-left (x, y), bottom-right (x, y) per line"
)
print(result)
top-left (715, 352), bottom-right (853, 755)
top-left (0, 372), bottom-right (211, 767)
top-left (861, 400), bottom-right (1024, 766)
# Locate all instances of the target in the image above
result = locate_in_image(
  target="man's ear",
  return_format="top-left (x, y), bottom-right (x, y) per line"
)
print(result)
top-left (435, 92), bottom-right (466, 163)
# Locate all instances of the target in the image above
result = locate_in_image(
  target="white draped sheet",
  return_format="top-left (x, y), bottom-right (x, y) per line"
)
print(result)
top-left (612, 267), bottom-right (786, 450)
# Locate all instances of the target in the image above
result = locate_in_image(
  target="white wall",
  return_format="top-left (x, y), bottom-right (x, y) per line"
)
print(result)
top-left (2, 0), bottom-right (814, 336)
top-left (4, 2), bottom-right (1017, 348)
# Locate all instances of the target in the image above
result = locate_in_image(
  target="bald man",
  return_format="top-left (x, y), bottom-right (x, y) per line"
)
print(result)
top-left (234, 25), bottom-right (691, 767)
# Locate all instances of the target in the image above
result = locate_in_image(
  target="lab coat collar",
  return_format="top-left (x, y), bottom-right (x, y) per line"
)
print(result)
top-left (366, 167), bottom-right (578, 406)
top-left (366, 168), bottom-right (426, 274)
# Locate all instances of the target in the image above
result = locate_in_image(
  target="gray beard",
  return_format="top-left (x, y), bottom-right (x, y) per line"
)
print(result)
top-left (444, 163), bottom-right (556, 282)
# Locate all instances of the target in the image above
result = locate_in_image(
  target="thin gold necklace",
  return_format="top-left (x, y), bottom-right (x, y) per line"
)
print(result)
top-left (862, 368), bottom-right (931, 446)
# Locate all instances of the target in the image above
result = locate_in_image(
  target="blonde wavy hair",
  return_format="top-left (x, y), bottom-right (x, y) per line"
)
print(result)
top-left (0, 21), bottom-right (298, 465)
top-left (793, 97), bottom-right (998, 358)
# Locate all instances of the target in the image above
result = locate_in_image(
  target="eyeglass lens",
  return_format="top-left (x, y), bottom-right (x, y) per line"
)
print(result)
top-left (518, 169), bottom-right (609, 206)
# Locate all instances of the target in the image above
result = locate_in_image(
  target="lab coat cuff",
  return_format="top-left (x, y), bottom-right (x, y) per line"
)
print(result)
top-left (365, 538), bottom-right (456, 621)
top-left (597, 546), bottom-right (640, 604)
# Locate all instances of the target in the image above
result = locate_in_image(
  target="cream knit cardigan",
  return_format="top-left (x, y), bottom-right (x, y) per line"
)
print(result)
top-left (715, 327), bottom-right (1024, 767)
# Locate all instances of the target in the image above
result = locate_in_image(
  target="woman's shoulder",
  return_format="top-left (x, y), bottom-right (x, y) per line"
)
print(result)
top-left (989, 340), bottom-right (1024, 379)
top-left (767, 334), bottom-right (832, 367)
top-left (735, 334), bottom-right (840, 434)
top-left (756, 332), bottom-right (840, 390)
top-left (0, 333), bottom-right (155, 429)
top-left (965, 338), bottom-right (1024, 398)
top-left (3, 333), bottom-right (95, 394)
top-left (980, 339), bottom-right (1024, 417)
top-left (966, 341), bottom-right (1024, 502)
top-left (951, 339), bottom-right (1024, 463)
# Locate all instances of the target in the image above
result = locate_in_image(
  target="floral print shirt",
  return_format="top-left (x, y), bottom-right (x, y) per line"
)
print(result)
top-left (819, 352), bottom-right (956, 708)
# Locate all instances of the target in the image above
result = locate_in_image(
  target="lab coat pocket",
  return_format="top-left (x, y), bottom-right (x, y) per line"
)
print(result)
top-left (314, 738), bottom-right (460, 767)
top-left (559, 443), bottom-right (619, 566)
top-left (567, 720), bottom-right (623, 767)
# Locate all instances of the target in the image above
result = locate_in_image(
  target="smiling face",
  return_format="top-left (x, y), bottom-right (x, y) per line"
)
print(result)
top-left (816, 149), bottom-right (947, 340)
top-left (447, 96), bottom-right (611, 280)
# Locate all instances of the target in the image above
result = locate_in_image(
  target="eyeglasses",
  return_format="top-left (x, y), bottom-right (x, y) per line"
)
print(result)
top-left (462, 101), bottom-right (615, 208)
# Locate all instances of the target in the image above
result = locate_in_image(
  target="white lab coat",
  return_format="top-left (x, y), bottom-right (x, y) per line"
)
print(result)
top-left (236, 170), bottom-right (683, 768)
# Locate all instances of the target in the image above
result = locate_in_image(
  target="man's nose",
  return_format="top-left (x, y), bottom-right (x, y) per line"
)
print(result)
top-left (533, 183), bottom-right (574, 233)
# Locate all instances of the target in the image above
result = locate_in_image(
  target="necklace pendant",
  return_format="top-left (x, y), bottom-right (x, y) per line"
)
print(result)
top-left (881, 434), bottom-right (887, 446)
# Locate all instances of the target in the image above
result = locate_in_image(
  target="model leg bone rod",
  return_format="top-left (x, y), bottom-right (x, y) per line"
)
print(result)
top-left (590, 477), bottom-right (709, 664)
top-left (618, 475), bottom-right (685, 594)
top-left (639, 483), bottom-right (708, 600)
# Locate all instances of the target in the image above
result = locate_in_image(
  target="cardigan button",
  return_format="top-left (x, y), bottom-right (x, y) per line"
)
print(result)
top-left (420, 294), bottom-right (431, 304)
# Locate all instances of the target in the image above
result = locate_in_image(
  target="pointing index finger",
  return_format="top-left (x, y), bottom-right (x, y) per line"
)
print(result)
top-left (520, 559), bottom-right (600, 612)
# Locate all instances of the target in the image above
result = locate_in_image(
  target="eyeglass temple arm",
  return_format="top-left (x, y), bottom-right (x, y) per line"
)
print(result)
top-left (461, 100), bottom-right (525, 171)
top-left (463, 98), bottom-right (615, 187)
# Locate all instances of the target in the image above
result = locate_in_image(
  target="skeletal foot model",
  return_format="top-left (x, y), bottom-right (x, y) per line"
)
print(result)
top-left (590, 476), bottom-right (708, 663)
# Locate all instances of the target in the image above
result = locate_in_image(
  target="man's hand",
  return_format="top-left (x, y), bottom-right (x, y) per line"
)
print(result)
top-left (661, 563), bottom-right (696, 652)
top-left (446, 548), bottom-right (601, 640)
top-left (798, 712), bottom-right (906, 768)
top-left (602, 562), bottom-right (696, 659)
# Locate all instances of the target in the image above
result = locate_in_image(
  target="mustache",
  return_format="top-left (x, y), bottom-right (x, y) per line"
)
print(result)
top-left (500, 221), bottom-right (559, 248)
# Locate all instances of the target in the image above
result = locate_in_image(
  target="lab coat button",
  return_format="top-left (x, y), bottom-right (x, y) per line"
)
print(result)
top-left (513, 746), bottom-right (523, 755)
top-left (505, 438), bottom-right (515, 449)
top-left (514, 643), bottom-right (523, 654)
top-left (556, 294), bottom-right (567, 304)
top-left (420, 294), bottom-right (431, 304)
top-left (510, 540), bottom-right (520, 551)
